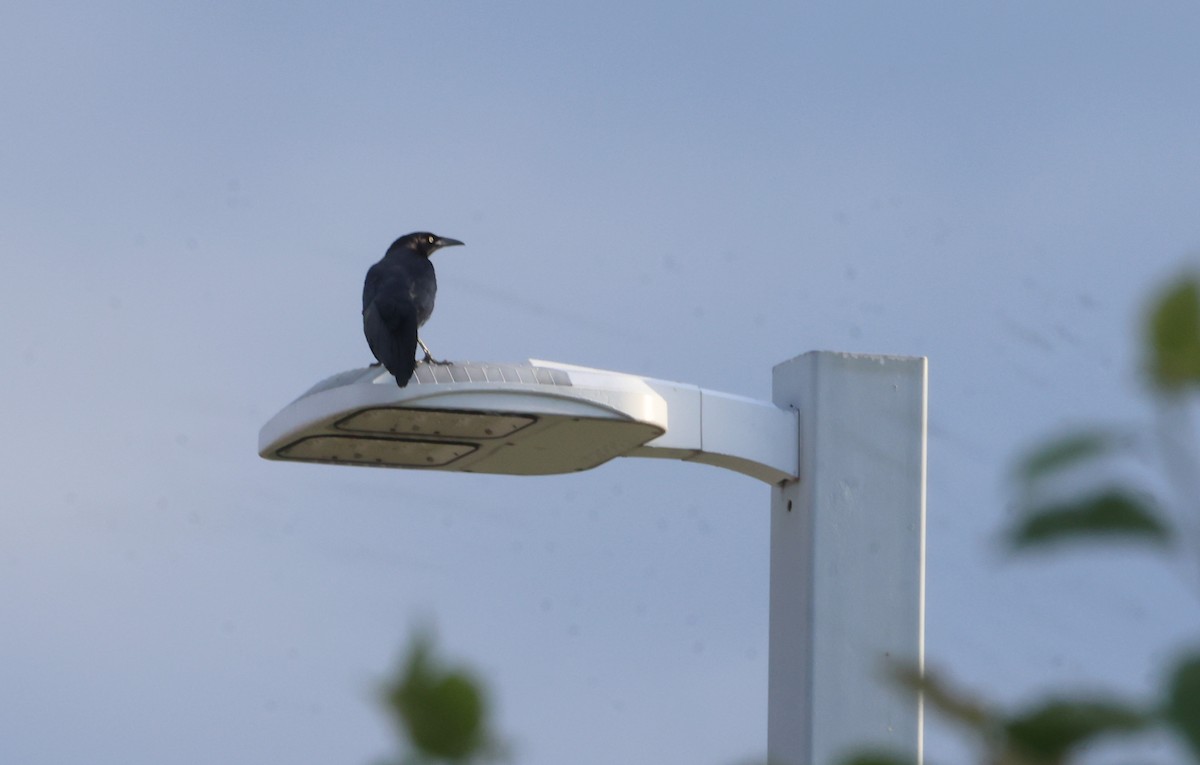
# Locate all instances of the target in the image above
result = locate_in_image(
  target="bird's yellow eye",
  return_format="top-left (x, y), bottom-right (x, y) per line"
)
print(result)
top-left (427, 235), bottom-right (435, 243)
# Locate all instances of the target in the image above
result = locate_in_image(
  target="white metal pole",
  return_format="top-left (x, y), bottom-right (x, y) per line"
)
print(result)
top-left (768, 352), bottom-right (927, 765)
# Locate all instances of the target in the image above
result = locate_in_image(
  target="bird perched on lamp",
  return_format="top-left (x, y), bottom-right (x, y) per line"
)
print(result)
top-left (362, 231), bottom-right (464, 387)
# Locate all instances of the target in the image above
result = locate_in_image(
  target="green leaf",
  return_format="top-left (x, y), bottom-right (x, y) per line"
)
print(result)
top-left (1164, 653), bottom-right (1200, 761)
top-left (1003, 699), bottom-right (1150, 764)
top-left (1009, 489), bottom-right (1171, 549)
top-left (1015, 431), bottom-right (1123, 483)
top-left (382, 633), bottom-right (490, 762)
top-left (889, 665), bottom-right (991, 732)
top-left (1147, 275), bottom-right (1200, 390)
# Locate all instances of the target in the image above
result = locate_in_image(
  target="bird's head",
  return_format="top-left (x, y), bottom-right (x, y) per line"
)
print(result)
top-left (388, 232), bottom-right (465, 258)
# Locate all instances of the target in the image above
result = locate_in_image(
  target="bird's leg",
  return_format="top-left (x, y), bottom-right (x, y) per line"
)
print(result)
top-left (417, 337), bottom-right (451, 366)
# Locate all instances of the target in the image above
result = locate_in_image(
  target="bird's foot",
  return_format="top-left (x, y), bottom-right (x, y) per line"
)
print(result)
top-left (368, 361), bottom-right (382, 368)
top-left (417, 338), bottom-right (451, 366)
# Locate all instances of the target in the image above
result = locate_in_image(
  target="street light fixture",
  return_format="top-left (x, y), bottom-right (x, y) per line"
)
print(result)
top-left (259, 350), bottom-right (927, 765)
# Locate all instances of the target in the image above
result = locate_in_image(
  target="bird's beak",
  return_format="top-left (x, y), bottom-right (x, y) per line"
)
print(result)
top-left (435, 237), bottom-right (465, 249)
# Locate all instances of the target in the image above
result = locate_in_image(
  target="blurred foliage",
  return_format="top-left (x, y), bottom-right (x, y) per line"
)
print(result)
top-left (378, 629), bottom-right (503, 765)
top-left (841, 272), bottom-right (1200, 765)
top-left (1007, 487), bottom-right (1170, 548)
top-left (1002, 699), bottom-right (1150, 764)
top-left (1148, 275), bottom-right (1200, 390)
top-left (1014, 430), bottom-right (1123, 482)
top-left (1010, 428), bottom-right (1169, 549)
top-left (890, 666), bottom-right (990, 733)
top-left (1165, 656), bottom-right (1200, 761)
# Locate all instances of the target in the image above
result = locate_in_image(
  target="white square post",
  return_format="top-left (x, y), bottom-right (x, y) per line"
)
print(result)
top-left (768, 352), bottom-right (927, 765)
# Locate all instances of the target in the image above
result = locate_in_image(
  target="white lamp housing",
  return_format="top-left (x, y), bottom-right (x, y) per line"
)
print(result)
top-left (259, 359), bottom-right (798, 484)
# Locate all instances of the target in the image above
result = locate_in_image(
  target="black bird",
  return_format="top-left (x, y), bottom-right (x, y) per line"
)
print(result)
top-left (362, 232), bottom-right (464, 387)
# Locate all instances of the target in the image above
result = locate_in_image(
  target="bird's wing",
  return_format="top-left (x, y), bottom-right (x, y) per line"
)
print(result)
top-left (363, 262), bottom-right (385, 313)
top-left (363, 295), bottom-right (419, 386)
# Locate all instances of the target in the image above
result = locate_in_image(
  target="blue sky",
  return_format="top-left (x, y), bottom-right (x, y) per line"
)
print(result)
top-left (4, 3), bottom-right (1200, 764)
